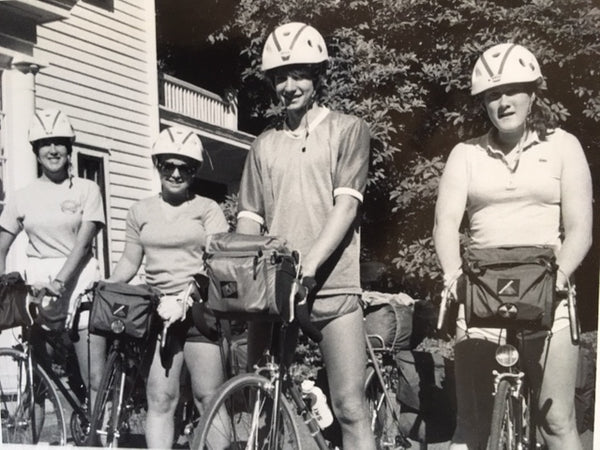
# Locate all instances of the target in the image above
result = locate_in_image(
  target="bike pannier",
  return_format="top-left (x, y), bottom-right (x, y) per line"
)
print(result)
top-left (203, 233), bottom-right (297, 320)
top-left (0, 272), bottom-right (31, 331)
top-left (362, 291), bottom-right (414, 352)
top-left (89, 281), bottom-right (161, 338)
top-left (461, 246), bottom-right (557, 329)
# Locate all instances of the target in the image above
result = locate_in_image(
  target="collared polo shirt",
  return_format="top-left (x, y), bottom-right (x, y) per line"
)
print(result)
top-left (448, 128), bottom-right (580, 249)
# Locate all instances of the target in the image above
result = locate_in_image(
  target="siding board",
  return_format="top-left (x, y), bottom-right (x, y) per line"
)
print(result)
top-left (38, 28), bottom-right (148, 74)
top-left (32, 0), bottom-right (158, 272)
top-left (76, 3), bottom-right (146, 34)
top-left (49, 12), bottom-right (145, 47)
top-left (37, 77), bottom-right (149, 126)
top-left (42, 21), bottom-right (147, 62)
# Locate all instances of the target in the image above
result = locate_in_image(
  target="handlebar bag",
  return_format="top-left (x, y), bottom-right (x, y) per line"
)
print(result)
top-left (0, 272), bottom-right (31, 331)
top-left (461, 246), bottom-right (557, 330)
top-left (89, 281), bottom-right (161, 338)
top-left (203, 233), bottom-right (297, 321)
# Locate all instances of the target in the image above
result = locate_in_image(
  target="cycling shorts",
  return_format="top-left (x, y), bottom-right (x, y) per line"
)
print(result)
top-left (310, 294), bottom-right (361, 323)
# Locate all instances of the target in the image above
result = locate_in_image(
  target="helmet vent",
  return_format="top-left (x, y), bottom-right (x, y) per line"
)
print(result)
top-left (261, 23), bottom-right (329, 71)
top-left (519, 58), bottom-right (526, 67)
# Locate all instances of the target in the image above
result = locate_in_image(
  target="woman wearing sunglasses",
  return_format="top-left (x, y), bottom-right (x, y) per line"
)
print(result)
top-left (108, 126), bottom-right (229, 448)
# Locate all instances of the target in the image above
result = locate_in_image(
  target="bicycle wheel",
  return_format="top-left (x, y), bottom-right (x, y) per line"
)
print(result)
top-left (0, 347), bottom-right (66, 445)
top-left (365, 366), bottom-right (410, 449)
top-left (88, 350), bottom-right (124, 447)
top-left (488, 378), bottom-right (533, 450)
top-left (193, 372), bottom-right (301, 450)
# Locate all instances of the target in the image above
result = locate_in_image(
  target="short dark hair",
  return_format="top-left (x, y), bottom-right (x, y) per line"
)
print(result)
top-left (265, 62), bottom-right (328, 102)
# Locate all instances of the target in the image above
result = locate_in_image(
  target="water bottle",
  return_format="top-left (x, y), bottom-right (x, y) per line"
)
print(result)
top-left (301, 380), bottom-right (334, 429)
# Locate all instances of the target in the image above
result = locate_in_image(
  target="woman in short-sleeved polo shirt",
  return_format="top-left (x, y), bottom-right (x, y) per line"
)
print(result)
top-left (237, 22), bottom-right (376, 450)
top-left (434, 43), bottom-right (592, 450)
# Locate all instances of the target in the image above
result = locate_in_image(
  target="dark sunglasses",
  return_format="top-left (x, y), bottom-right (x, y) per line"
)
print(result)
top-left (158, 162), bottom-right (196, 177)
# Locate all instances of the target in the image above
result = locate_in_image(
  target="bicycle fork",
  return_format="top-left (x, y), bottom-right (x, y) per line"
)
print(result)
top-left (26, 349), bottom-right (38, 441)
top-left (492, 370), bottom-right (533, 450)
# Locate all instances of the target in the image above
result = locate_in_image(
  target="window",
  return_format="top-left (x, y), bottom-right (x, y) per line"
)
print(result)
top-left (77, 151), bottom-right (111, 277)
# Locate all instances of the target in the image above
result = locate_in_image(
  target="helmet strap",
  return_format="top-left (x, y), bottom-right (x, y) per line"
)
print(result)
top-left (67, 156), bottom-right (74, 188)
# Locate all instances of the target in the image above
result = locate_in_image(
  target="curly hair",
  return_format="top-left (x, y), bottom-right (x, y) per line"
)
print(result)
top-left (527, 85), bottom-right (558, 141)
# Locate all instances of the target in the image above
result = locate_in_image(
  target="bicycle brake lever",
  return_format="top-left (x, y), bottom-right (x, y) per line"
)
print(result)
top-left (161, 322), bottom-right (168, 349)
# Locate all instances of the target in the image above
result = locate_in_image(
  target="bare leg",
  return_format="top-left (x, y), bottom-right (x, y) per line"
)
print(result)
top-left (145, 340), bottom-right (185, 449)
top-left (184, 341), bottom-right (227, 411)
top-left (522, 327), bottom-right (581, 450)
top-left (319, 308), bottom-right (376, 450)
top-left (184, 341), bottom-right (229, 449)
top-left (73, 329), bottom-right (106, 408)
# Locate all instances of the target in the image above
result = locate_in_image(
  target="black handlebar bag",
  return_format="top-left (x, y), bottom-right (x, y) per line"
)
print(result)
top-left (89, 281), bottom-right (161, 338)
top-left (0, 272), bottom-right (31, 331)
top-left (461, 246), bottom-right (557, 330)
top-left (203, 233), bottom-right (297, 321)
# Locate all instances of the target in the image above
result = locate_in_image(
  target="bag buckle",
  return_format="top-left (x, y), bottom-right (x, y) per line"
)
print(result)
top-left (497, 303), bottom-right (518, 320)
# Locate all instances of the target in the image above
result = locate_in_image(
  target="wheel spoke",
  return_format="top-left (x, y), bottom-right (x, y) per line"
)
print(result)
top-left (0, 348), bottom-right (66, 445)
top-left (193, 373), bottom-right (300, 450)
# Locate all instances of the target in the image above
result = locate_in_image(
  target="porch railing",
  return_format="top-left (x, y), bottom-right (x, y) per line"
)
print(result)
top-left (159, 73), bottom-right (238, 130)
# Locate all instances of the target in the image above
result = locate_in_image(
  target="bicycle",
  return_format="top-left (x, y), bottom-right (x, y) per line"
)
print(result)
top-left (364, 332), bottom-right (413, 450)
top-left (437, 280), bottom-right (580, 450)
top-left (86, 281), bottom-right (201, 448)
top-left (0, 286), bottom-right (93, 446)
top-left (192, 271), bottom-right (412, 450)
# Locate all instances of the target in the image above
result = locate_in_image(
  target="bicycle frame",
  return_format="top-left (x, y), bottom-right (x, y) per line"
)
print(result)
top-left (258, 321), bottom-right (331, 450)
top-left (9, 313), bottom-right (91, 441)
top-left (487, 326), bottom-right (537, 450)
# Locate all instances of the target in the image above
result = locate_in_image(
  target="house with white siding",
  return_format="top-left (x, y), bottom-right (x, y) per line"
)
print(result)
top-left (0, 0), bottom-right (252, 277)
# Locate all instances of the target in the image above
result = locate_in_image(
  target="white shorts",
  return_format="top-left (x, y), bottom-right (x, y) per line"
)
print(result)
top-left (456, 299), bottom-right (570, 344)
top-left (25, 255), bottom-right (101, 330)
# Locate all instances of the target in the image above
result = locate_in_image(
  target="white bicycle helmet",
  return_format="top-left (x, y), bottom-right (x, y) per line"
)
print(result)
top-left (262, 22), bottom-right (328, 72)
top-left (471, 43), bottom-right (542, 95)
top-left (28, 109), bottom-right (76, 144)
top-left (151, 126), bottom-right (204, 166)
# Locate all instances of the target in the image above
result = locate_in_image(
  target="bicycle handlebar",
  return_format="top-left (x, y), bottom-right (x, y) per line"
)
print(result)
top-left (291, 278), bottom-right (322, 343)
top-left (557, 286), bottom-right (580, 344)
top-left (437, 285), bottom-right (452, 331)
top-left (437, 283), bottom-right (580, 344)
top-left (185, 273), bottom-right (322, 343)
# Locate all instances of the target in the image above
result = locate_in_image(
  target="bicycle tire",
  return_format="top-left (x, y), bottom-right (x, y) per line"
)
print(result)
top-left (88, 349), bottom-right (124, 447)
top-left (365, 366), bottom-right (410, 450)
top-left (0, 347), bottom-right (67, 445)
top-left (192, 372), bottom-right (301, 450)
top-left (70, 409), bottom-right (90, 446)
top-left (488, 378), bottom-right (534, 450)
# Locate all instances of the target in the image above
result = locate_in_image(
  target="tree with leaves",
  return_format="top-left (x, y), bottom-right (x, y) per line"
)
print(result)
top-left (200, 0), bottom-right (599, 303)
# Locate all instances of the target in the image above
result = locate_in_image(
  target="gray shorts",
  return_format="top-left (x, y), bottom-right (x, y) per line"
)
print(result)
top-left (310, 294), bottom-right (361, 323)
